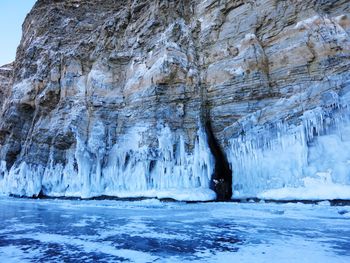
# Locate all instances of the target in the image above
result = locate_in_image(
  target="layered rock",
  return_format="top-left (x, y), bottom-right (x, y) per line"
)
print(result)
top-left (0, 63), bottom-right (13, 110)
top-left (0, 0), bottom-right (216, 201)
top-left (0, 0), bottom-right (349, 200)
top-left (198, 0), bottom-right (350, 198)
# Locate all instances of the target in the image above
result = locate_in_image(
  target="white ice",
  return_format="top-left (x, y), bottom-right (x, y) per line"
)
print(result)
top-left (0, 197), bottom-right (349, 262)
top-left (228, 85), bottom-right (350, 200)
top-left (0, 125), bottom-right (215, 201)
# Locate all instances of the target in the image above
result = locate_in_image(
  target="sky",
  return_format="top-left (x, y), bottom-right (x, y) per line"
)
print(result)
top-left (0, 0), bottom-right (37, 66)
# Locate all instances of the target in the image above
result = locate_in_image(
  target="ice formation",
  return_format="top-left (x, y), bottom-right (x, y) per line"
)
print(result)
top-left (2, 94), bottom-right (350, 201)
top-left (229, 89), bottom-right (350, 199)
top-left (0, 125), bottom-right (215, 201)
top-left (2, 96), bottom-right (350, 201)
top-left (1, 1), bottom-right (350, 202)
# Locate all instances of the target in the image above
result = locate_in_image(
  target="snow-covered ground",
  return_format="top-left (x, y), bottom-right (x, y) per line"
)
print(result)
top-left (0, 197), bottom-right (349, 262)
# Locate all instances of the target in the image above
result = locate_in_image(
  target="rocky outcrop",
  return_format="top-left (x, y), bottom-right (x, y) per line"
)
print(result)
top-left (0, 63), bottom-right (13, 111)
top-left (197, 0), bottom-right (350, 198)
top-left (0, 0), bottom-right (350, 200)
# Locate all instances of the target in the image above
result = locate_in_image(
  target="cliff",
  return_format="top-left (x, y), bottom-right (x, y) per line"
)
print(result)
top-left (0, 63), bottom-right (13, 111)
top-left (0, 0), bottom-right (349, 201)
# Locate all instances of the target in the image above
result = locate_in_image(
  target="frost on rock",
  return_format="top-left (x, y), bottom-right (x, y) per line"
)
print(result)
top-left (228, 92), bottom-right (350, 200)
top-left (0, 125), bottom-right (215, 201)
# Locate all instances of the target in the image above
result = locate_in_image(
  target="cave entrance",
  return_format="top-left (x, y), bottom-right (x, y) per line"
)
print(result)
top-left (205, 120), bottom-right (232, 201)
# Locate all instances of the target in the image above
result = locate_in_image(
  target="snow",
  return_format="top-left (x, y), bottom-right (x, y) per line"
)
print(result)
top-left (0, 67), bottom-right (12, 71)
top-left (17, 233), bottom-right (158, 263)
top-left (0, 245), bottom-right (40, 263)
top-left (294, 15), bottom-right (320, 30)
top-left (259, 171), bottom-right (350, 200)
top-left (0, 197), bottom-right (350, 262)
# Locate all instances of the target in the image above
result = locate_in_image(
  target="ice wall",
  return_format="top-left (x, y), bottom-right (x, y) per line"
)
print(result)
top-left (228, 90), bottom-right (350, 199)
top-left (0, 126), bottom-right (215, 201)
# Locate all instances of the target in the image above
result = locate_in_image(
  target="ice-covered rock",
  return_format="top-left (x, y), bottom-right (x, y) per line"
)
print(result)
top-left (0, 0), bottom-right (350, 201)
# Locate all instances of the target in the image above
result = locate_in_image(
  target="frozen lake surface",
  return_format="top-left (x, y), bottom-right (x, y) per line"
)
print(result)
top-left (0, 197), bottom-right (349, 262)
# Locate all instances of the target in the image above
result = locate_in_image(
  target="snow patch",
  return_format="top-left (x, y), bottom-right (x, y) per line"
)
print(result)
top-left (259, 170), bottom-right (350, 200)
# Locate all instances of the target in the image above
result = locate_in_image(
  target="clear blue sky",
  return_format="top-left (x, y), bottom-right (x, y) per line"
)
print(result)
top-left (0, 0), bottom-right (37, 66)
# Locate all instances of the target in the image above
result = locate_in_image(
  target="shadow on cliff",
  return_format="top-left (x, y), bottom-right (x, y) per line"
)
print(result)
top-left (205, 120), bottom-right (232, 201)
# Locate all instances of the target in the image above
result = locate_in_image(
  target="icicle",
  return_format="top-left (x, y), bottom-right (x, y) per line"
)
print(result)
top-left (101, 125), bottom-right (215, 198)
top-left (0, 161), bottom-right (9, 194)
top-left (1, 121), bottom-right (215, 200)
top-left (228, 103), bottom-right (350, 199)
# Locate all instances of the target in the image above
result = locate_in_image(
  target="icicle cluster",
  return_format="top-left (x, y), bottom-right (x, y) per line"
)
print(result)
top-left (0, 125), bottom-right (215, 201)
top-left (228, 95), bottom-right (350, 198)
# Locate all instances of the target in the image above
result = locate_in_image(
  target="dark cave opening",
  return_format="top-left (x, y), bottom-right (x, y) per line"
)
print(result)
top-left (205, 120), bottom-right (232, 201)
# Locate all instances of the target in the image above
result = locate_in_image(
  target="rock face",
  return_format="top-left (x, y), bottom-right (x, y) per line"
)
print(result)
top-left (0, 0), bottom-right (349, 200)
top-left (0, 64), bottom-right (13, 111)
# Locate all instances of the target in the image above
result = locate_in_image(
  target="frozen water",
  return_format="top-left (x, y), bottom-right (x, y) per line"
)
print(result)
top-left (1, 76), bottom-right (350, 201)
top-left (228, 85), bottom-right (350, 199)
top-left (0, 197), bottom-right (349, 262)
top-left (259, 171), bottom-right (350, 200)
top-left (0, 126), bottom-right (215, 201)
